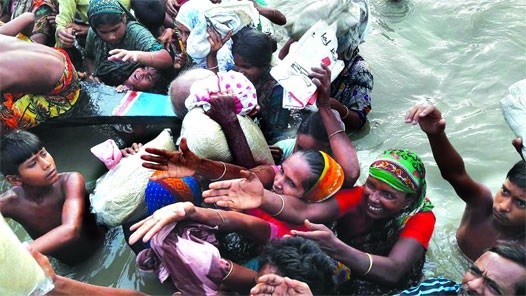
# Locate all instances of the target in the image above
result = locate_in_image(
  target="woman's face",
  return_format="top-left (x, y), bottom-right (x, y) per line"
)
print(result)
top-left (175, 22), bottom-right (191, 46)
top-left (233, 54), bottom-right (265, 85)
top-left (363, 176), bottom-right (414, 220)
top-left (96, 18), bottom-right (127, 45)
top-left (272, 153), bottom-right (313, 198)
top-left (294, 134), bottom-right (330, 154)
top-left (126, 67), bottom-right (160, 91)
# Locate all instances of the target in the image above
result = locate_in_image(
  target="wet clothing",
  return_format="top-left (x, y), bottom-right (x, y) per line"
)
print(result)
top-left (144, 172), bottom-right (202, 215)
top-left (334, 186), bottom-right (436, 295)
top-left (1, 47), bottom-right (80, 129)
top-left (32, 0), bottom-right (59, 46)
top-left (136, 222), bottom-right (231, 295)
top-left (84, 21), bottom-right (163, 86)
top-left (330, 53), bottom-right (373, 128)
top-left (55, 0), bottom-right (130, 47)
top-left (255, 70), bottom-right (294, 144)
top-left (397, 277), bottom-right (461, 296)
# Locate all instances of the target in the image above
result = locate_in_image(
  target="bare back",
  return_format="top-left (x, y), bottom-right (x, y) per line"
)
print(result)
top-left (0, 35), bottom-right (64, 94)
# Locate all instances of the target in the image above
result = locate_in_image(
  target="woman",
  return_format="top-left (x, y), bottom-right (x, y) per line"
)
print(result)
top-left (231, 27), bottom-right (295, 144)
top-left (203, 149), bottom-right (436, 295)
top-left (279, 0), bottom-right (373, 131)
top-left (271, 64), bottom-right (360, 188)
top-left (174, 1), bottom-right (234, 72)
top-left (116, 66), bottom-right (168, 93)
top-left (128, 202), bottom-right (337, 295)
top-left (141, 137), bottom-right (345, 236)
top-left (84, 0), bottom-right (172, 86)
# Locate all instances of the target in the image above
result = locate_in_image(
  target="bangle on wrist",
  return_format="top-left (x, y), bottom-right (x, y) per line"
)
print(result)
top-left (208, 65), bottom-right (218, 70)
top-left (210, 161), bottom-right (227, 181)
top-left (341, 106), bottom-right (350, 120)
top-left (271, 194), bottom-right (285, 217)
top-left (362, 253), bottom-right (373, 276)
top-left (328, 129), bottom-right (345, 139)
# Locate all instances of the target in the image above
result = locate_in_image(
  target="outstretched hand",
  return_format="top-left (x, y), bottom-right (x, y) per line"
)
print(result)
top-left (250, 274), bottom-right (313, 296)
top-left (202, 170), bottom-right (264, 209)
top-left (405, 103), bottom-right (446, 135)
top-left (141, 137), bottom-right (202, 180)
top-left (128, 202), bottom-right (196, 244)
top-left (108, 49), bottom-right (141, 62)
top-left (290, 220), bottom-right (341, 256)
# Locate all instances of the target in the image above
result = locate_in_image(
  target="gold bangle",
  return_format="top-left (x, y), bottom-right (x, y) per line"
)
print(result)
top-left (211, 208), bottom-right (225, 226)
top-left (341, 106), bottom-right (350, 120)
top-left (271, 194), bottom-right (285, 217)
top-left (223, 260), bottom-right (234, 281)
top-left (210, 161), bottom-right (227, 181)
top-left (362, 253), bottom-right (373, 276)
top-left (328, 129), bottom-right (345, 139)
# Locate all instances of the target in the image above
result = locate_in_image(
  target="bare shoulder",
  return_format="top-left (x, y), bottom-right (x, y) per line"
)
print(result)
top-left (0, 187), bottom-right (24, 216)
top-left (59, 172), bottom-right (86, 197)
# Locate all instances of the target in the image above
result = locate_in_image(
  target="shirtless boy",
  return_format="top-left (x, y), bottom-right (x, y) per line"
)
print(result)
top-left (0, 130), bottom-right (105, 265)
top-left (406, 103), bottom-right (525, 260)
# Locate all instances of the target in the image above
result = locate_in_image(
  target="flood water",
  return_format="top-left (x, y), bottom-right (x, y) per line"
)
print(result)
top-left (4, 0), bottom-right (526, 293)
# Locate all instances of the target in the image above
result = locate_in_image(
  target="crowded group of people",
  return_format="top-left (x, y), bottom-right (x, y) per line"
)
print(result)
top-left (0, 0), bottom-right (524, 295)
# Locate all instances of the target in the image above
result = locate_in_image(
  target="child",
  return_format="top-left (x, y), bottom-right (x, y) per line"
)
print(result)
top-left (406, 103), bottom-right (526, 260)
top-left (0, 130), bottom-right (106, 265)
top-left (84, 0), bottom-right (172, 86)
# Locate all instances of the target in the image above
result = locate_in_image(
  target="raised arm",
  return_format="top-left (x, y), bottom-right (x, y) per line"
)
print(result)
top-left (30, 172), bottom-right (86, 255)
top-left (206, 93), bottom-right (257, 168)
top-left (405, 104), bottom-right (493, 205)
top-left (311, 64), bottom-right (360, 187)
top-left (0, 12), bottom-right (35, 36)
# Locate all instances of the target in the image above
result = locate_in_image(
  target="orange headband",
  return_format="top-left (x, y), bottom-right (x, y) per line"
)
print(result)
top-left (303, 151), bottom-right (344, 203)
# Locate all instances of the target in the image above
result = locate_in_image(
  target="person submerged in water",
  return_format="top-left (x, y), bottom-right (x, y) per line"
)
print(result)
top-left (0, 130), bottom-right (106, 265)
top-left (406, 103), bottom-right (525, 261)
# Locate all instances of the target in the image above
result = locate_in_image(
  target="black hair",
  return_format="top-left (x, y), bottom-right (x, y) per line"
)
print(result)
top-left (506, 160), bottom-right (526, 190)
top-left (488, 241), bottom-right (526, 294)
top-left (91, 13), bottom-right (124, 28)
top-left (132, 0), bottom-right (165, 32)
top-left (296, 150), bottom-right (325, 193)
top-left (0, 130), bottom-right (44, 176)
top-left (259, 236), bottom-right (337, 295)
top-left (297, 112), bottom-right (329, 144)
top-left (232, 27), bottom-right (277, 68)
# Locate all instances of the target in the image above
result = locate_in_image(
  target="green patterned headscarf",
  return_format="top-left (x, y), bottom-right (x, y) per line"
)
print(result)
top-left (369, 149), bottom-right (434, 228)
top-left (88, 0), bottom-right (135, 28)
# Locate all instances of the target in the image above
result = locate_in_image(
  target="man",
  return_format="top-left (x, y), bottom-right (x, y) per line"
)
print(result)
top-left (406, 103), bottom-right (525, 260)
top-left (398, 241), bottom-right (525, 295)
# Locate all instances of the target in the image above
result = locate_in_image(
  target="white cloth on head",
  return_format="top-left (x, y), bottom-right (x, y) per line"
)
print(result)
top-left (284, 0), bottom-right (370, 59)
top-left (176, 0), bottom-right (258, 70)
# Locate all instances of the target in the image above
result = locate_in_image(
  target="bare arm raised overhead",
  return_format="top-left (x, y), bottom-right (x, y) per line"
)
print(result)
top-left (405, 103), bottom-right (493, 206)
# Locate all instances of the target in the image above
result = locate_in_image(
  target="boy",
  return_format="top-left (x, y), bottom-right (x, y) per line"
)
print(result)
top-left (0, 130), bottom-right (105, 265)
top-left (406, 103), bottom-right (525, 260)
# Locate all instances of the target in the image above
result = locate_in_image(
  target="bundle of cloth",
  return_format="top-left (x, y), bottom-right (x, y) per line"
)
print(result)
top-left (176, 0), bottom-right (259, 71)
top-left (180, 70), bottom-right (274, 165)
top-left (283, 0), bottom-right (370, 59)
top-left (500, 79), bottom-right (526, 158)
top-left (89, 129), bottom-right (176, 227)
